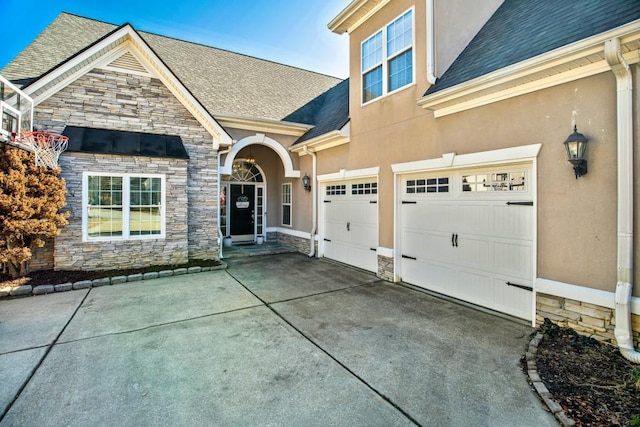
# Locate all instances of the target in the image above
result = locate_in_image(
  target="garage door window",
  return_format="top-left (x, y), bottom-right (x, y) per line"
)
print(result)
top-left (351, 182), bottom-right (377, 195)
top-left (326, 185), bottom-right (346, 196)
top-left (462, 171), bottom-right (526, 192)
top-left (406, 177), bottom-right (448, 194)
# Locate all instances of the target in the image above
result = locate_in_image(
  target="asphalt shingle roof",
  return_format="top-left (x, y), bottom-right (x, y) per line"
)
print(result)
top-left (287, 79), bottom-right (350, 144)
top-left (426, 0), bottom-right (640, 96)
top-left (2, 13), bottom-right (343, 124)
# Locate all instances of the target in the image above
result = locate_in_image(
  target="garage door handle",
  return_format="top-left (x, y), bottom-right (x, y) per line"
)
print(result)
top-left (454, 234), bottom-right (458, 247)
top-left (506, 281), bottom-right (533, 291)
top-left (506, 201), bottom-right (534, 206)
top-left (347, 222), bottom-right (350, 231)
top-left (402, 255), bottom-right (417, 260)
top-left (451, 233), bottom-right (458, 247)
top-left (324, 238), bottom-right (332, 242)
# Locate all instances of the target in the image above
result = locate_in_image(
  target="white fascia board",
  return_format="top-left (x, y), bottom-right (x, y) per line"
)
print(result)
top-left (536, 278), bottom-right (640, 315)
top-left (216, 114), bottom-right (312, 136)
top-left (377, 247), bottom-right (394, 258)
top-left (328, 0), bottom-right (391, 34)
top-left (290, 122), bottom-right (350, 156)
top-left (418, 20), bottom-right (640, 116)
top-left (24, 26), bottom-right (232, 148)
top-left (317, 166), bottom-right (380, 182)
top-left (391, 143), bottom-right (542, 174)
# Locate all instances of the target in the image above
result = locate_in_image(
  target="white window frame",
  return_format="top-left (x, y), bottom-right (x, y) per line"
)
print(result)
top-left (82, 172), bottom-right (166, 242)
top-left (281, 183), bottom-right (292, 227)
top-left (361, 7), bottom-right (415, 105)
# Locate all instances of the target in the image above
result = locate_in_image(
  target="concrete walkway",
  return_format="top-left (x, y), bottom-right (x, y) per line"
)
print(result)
top-left (0, 253), bottom-right (557, 426)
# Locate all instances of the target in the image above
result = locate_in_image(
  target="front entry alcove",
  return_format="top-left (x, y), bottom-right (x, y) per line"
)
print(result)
top-left (221, 161), bottom-right (265, 243)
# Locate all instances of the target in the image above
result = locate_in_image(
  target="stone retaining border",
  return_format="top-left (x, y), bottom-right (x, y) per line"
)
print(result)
top-left (0, 263), bottom-right (227, 299)
top-left (526, 332), bottom-right (576, 427)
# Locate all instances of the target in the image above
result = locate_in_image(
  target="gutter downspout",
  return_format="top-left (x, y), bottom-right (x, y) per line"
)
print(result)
top-left (426, 0), bottom-right (437, 85)
top-left (605, 38), bottom-right (640, 363)
top-left (303, 146), bottom-right (317, 257)
top-left (217, 146), bottom-right (232, 259)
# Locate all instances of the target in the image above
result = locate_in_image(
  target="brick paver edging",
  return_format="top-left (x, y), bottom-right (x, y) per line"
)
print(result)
top-left (525, 332), bottom-right (576, 427)
top-left (0, 263), bottom-right (228, 299)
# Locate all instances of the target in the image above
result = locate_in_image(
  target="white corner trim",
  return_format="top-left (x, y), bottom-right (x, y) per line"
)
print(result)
top-left (317, 166), bottom-right (380, 182)
top-left (290, 121), bottom-right (350, 156)
top-left (221, 134), bottom-right (301, 178)
top-left (377, 247), bottom-right (394, 258)
top-left (536, 278), bottom-right (640, 315)
top-left (391, 143), bottom-right (542, 174)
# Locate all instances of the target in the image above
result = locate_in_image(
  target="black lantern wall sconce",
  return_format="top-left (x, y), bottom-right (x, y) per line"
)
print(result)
top-left (302, 174), bottom-right (312, 192)
top-left (563, 125), bottom-right (589, 179)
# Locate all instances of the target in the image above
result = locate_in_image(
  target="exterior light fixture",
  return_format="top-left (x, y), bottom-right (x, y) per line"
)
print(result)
top-left (245, 146), bottom-right (256, 164)
top-left (563, 125), bottom-right (589, 179)
top-left (302, 174), bottom-right (311, 192)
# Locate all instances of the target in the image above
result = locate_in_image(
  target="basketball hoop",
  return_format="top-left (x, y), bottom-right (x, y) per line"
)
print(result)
top-left (13, 131), bottom-right (69, 169)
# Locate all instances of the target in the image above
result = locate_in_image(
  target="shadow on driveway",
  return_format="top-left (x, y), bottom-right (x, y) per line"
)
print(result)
top-left (0, 253), bottom-right (556, 426)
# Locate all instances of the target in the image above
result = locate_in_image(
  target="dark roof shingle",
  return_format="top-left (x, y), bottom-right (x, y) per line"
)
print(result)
top-left (426, 0), bottom-right (640, 95)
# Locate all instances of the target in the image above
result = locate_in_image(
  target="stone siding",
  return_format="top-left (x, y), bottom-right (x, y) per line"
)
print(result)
top-left (377, 255), bottom-right (394, 282)
top-left (277, 232), bottom-right (313, 254)
top-left (54, 153), bottom-right (188, 271)
top-left (536, 293), bottom-right (640, 346)
top-left (34, 68), bottom-right (220, 269)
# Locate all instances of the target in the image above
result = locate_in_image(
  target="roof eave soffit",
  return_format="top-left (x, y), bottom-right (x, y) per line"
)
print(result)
top-left (23, 25), bottom-right (232, 147)
top-left (290, 120), bottom-right (350, 156)
top-left (418, 20), bottom-right (640, 118)
top-left (328, 0), bottom-right (391, 34)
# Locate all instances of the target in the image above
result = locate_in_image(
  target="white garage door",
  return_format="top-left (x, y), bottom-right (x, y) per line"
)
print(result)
top-left (399, 166), bottom-right (534, 320)
top-left (322, 180), bottom-right (378, 272)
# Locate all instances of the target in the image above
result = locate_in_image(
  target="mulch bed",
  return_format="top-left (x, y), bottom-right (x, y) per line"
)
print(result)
top-left (533, 319), bottom-right (640, 426)
top-left (0, 259), bottom-right (222, 289)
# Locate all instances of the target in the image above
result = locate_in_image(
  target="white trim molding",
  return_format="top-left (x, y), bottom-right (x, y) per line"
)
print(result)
top-left (22, 25), bottom-right (232, 148)
top-left (290, 122), bottom-right (350, 155)
top-left (391, 143), bottom-right (542, 174)
top-left (377, 247), bottom-right (394, 258)
top-left (418, 20), bottom-right (640, 117)
top-left (215, 114), bottom-right (312, 137)
top-left (317, 166), bottom-right (380, 182)
top-left (328, 0), bottom-right (391, 34)
top-left (221, 133), bottom-right (301, 178)
top-left (536, 278), bottom-right (640, 315)
top-left (266, 227), bottom-right (312, 240)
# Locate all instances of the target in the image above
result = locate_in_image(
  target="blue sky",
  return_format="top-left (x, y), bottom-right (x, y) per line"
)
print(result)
top-left (0, 0), bottom-right (350, 78)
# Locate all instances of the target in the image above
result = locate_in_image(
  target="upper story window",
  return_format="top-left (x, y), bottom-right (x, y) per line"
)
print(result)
top-left (361, 9), bottom-right (413, 103)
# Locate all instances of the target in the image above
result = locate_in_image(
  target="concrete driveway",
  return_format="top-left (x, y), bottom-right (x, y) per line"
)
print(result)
top-left (0, 253), bottom-right (556, 426)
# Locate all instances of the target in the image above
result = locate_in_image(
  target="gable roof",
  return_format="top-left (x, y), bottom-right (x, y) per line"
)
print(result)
top-left (2, 12), bottom-right (343, 126)
top-left (426, 0), bottom-right (640, 96)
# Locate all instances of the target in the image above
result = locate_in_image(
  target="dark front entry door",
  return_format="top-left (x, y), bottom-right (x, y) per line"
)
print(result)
top-left (230, 184), bottom-right (255, 238)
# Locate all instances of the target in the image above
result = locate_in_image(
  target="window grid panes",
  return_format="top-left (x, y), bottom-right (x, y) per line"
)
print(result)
top-left (406, 177), bottom-right (449, 194)
top-left (351, 182), bottom-right (378, 195)
top-left (282, 183), bottom-right (291, 226)
top-left (462, 171), bottom-right (526, 192)
top-left (257, 187), bottom-right (264, 235)
top-left (86, 174), bottom-right (163, 240)
top-left (88, 176), bottom-right (123, 237)
top-left (326, 185), bottom-right (347, 196)
top-left (129, 177), bottom-right (162, 236)
top-left (361, 9), bottom-right (413, 103)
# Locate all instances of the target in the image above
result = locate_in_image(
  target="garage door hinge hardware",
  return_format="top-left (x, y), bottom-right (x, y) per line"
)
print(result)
top-left (370, 248), bottom-right (377, 251)
top-left (402, 254), bottom-right (417, 260)
top-left (324, 200), bottom-right (332, 203)
top-left (506, 281), bottom-right (533, 291)
top-left (402, 201), bottom-right (417, 204)
top-left (370, 200), bottom-right (377, 204)
top-left (506, 201), bottom-right (534, 206)
top-left (324, 238), bottom-right (332, 242)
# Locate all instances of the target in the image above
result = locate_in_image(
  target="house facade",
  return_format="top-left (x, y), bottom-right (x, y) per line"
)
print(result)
top-left (2, 1), bottom-right (640, 357)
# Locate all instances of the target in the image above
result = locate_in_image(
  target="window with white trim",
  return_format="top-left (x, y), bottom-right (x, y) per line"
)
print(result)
top-left (406, 177), bottom-right (449, 194)
top-left (84, 173), bottom-right (165, 240)
top-left (282, 183), bottom-right (292, 226)
top-left (361, 9), bottom-right (413, 103)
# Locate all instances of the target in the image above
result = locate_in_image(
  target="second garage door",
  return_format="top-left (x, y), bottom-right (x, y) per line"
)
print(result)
top-left (322, 179), bottom-right (378, 272)
top-left (399, 165), bottom-right (534, 320)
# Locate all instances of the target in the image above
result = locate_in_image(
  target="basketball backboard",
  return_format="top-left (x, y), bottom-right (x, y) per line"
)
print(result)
top-left (0, 74), bottom-right (33, 142)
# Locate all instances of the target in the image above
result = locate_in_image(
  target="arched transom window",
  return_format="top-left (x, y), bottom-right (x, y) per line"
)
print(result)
top-left (228, 161), bottom-right (263, 182)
